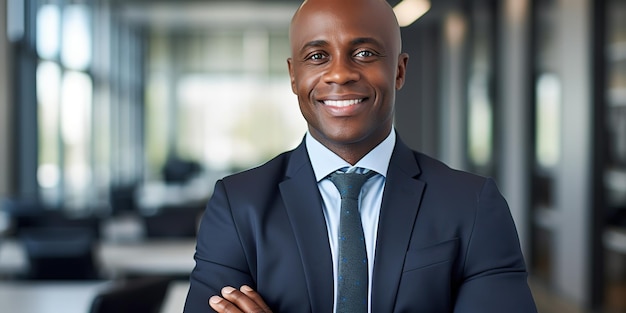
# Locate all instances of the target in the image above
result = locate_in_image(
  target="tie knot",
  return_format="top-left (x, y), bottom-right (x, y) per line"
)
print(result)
top-left (328, 170), bottom-right (376, 200)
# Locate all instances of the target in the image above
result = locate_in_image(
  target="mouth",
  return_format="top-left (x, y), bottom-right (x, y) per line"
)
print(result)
top-left (321, 98), bottom-right (366, 107)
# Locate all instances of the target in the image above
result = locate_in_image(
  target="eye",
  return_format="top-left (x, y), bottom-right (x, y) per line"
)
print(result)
top-left (306, 52), bottom-right (327, 61)
top-left (355, 50), bottom-right (374, 58)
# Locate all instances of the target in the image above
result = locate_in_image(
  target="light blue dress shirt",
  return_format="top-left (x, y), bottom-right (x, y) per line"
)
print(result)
top-left (305, 130), bottom-right (396, 313)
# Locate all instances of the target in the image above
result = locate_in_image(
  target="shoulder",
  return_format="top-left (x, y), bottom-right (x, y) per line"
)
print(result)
top-left (408, 151), bottom-right (507, 215)
top-left (221, 149), bottom-right (294, 190)
top-left (413, 151), bottom-right (488, 190)
top-left (391, 137), bottom-right (488, 191)
top-left (204, 150), bottom-right (296, 216)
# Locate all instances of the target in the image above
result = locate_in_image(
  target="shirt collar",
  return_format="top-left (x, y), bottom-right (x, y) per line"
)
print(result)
top-left (306, 129), bottom-right (396, 182)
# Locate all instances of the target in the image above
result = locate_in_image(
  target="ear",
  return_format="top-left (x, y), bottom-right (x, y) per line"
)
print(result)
top-left (287, 58), bottom-right (297, 94)
top-left (395, 53), bottom-right (409, 90)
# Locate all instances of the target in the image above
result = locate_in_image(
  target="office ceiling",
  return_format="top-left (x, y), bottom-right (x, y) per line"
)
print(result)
top-left (112, 0), bottom-right (462, 31)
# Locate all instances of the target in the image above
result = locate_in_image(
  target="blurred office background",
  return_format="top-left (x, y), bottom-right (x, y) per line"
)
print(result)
top-left (0, 0), bottom-right (624, 312)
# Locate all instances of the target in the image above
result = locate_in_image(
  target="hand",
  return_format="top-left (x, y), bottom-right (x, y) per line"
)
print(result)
top-left (209, 285), bottom-right (273, 313)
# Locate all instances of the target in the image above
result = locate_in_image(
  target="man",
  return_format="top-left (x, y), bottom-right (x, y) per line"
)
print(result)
top-left (184, 0), bottom-right (538, 312)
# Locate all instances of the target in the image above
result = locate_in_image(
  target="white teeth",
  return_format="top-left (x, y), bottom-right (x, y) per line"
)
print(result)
top-left (322, 99), bottom-right (363, 107)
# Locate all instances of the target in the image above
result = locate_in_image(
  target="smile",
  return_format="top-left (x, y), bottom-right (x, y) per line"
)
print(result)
top-left (322, 99), bottom-right (365, 107)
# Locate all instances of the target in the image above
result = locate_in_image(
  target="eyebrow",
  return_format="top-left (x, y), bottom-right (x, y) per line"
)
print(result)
top-left (299, 37), bottom-right (384, 52)
top-left (300, 39), bottom-right (329, 51)
top-left (350, 37), bottom-right (383, 48)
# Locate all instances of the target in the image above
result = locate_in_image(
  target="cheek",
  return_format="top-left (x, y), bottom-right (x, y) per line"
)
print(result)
top-left (296, 79), bottom-right (313, 96)
top-left (373, 77), bottom-right (396, 103)
top-left (293, 67), bottom-right (318, 92)
top-left (369, 66), bottom-right (395, 87)
top-left (294, 67), bottom-right (323, 94)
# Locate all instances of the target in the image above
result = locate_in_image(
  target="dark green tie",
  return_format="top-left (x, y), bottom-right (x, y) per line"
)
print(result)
top-left (328, 170), bottom-right (376, 313)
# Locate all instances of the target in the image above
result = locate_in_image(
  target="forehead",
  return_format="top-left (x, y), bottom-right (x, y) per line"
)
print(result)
top-left (290, 2), bottom-right (400, 52)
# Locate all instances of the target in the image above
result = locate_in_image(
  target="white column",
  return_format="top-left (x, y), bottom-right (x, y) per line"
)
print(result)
top-left (0, 0), bottom-right (12, 196)
top-left (553, 0), bottom-right (592, 305)
top-left (498, 0), bottom-right (531, 256)
top-left (439, 11), bottom-right (467, 170)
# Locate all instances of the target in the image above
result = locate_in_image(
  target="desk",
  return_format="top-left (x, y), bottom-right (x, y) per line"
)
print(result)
top-left (98, 240), bottom-right (196, 277)
top-left (0, 280), bottom-right (191, 313)
top-left (0, 281), bottom-right (111, 313)
top-left (161, 280), bottom-right (191, 313)
top-left (0, 239), bottom-right (196, 278)
top-left (0, 238), bottom-right (195, 313)
top-left (0, 239), bottom-right (27, 276)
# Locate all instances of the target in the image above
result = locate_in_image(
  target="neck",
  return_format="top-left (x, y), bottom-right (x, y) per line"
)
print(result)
top-left (314, 128), bottom-right (392, 165)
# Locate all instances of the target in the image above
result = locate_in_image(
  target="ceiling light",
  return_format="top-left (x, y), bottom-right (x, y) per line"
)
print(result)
top-left (393, 0), bottom-right (431, 27)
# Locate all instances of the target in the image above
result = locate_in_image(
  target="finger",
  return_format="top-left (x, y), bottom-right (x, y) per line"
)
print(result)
top-left (208, 295), bottom-right (242, 313)
top-left (220, 286), bottom-right (267, 313)
top-left (240, 285), bottom-right (273, 313)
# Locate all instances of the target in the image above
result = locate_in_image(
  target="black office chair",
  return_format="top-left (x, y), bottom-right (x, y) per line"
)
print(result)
top-left (89, 276), bottom-right (172, 313)
top-left (143, 203), bottom-right (203, 238)
top-left (4, 197), bottom-right (102, 239)
top-left (21, 226), bottom-right (98, 280)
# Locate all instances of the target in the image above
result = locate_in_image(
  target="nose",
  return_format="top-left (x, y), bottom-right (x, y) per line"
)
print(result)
top-left (322, 56), bottom-right (360, 85)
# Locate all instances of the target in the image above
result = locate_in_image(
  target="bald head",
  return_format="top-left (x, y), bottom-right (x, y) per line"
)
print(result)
top-left (289, 0), bottom-right (403, 57)
top-left (286, 0), bottom-right (409, 164)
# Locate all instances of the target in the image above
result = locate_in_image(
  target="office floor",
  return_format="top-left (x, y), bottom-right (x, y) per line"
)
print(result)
top-left (530, 278), bottom-right (626, 313)
top-left (530, 279), bottom-right (588, 313)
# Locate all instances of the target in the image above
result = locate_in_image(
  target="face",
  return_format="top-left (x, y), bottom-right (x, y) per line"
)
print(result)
top-left (288, 0), bottom-right (408, 161)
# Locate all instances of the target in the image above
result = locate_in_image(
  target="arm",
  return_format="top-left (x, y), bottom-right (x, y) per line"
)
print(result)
top-left (209, 285), bottom-right (273, 313)
top-left (183, 180), bottom-right (257, 313)
top-left (453, 179), bottom-right (537, 313)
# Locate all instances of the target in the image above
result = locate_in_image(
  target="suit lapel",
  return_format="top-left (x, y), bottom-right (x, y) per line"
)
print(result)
top-left (279, 142), bottom-right (334, 313)
top-left (372, 139), bottom-right (425, 313)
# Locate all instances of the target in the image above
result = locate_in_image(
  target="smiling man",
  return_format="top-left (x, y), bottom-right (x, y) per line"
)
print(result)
top-left (183, 0), bottom-right (538, 312)
top-left (287, 0), bottom-right (406, 166)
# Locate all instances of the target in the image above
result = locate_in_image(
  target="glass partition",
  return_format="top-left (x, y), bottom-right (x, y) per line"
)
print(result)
top-left (603, 0), bottom-right (626, 311)
top-left (466, 0), bottom-right (495, 177)
top-left (530, 0), bottom-right (560, 285)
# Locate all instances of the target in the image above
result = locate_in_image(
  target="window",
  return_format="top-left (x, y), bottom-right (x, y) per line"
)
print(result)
top-left (144, 28), bottom-right (306, 182)
top-left (36, 3), bottom-right (94, 210)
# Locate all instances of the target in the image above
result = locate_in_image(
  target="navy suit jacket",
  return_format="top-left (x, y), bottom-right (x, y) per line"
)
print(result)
top-left (184, 137), bottom-right (538, 312)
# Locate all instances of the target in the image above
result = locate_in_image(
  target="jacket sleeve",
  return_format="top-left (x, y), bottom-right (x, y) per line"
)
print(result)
top-left (183, 180), bottom-right (255, 313)
top-left (453, 178), bottom-right (538, 313)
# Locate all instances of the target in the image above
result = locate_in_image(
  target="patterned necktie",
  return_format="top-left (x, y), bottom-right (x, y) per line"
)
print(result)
top-left (328, 169), bottom-right (376, 313)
